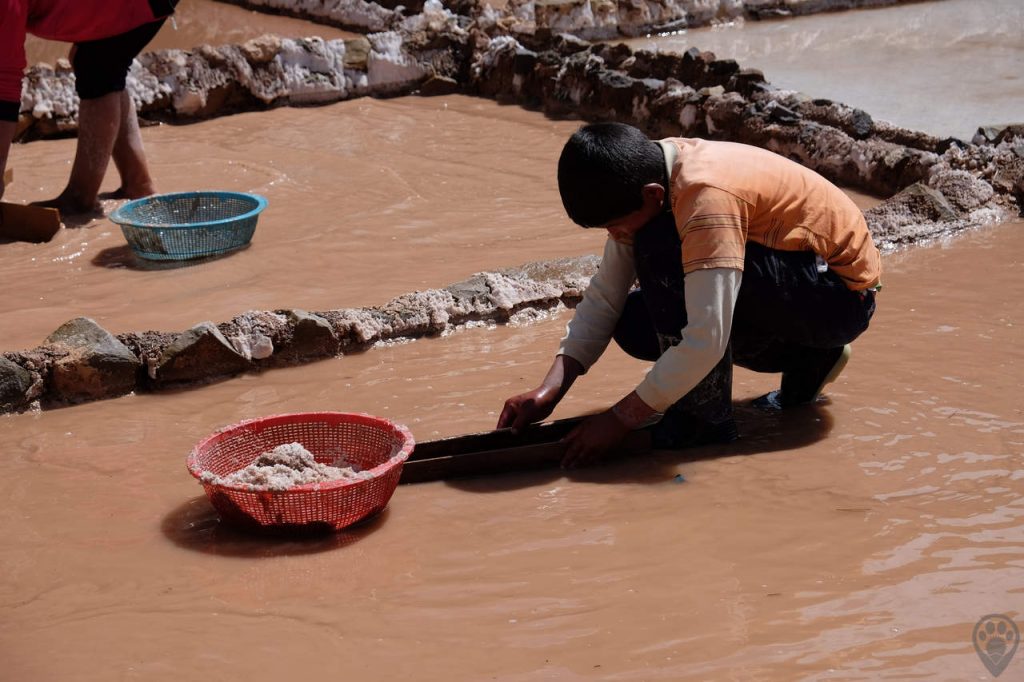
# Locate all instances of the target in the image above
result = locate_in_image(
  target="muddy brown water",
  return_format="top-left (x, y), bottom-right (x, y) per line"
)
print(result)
top-left (0, 96), bottom-right (881, 353)
top-left (23, 0), bottom-right (355, 67)
top-left (2, 95), bottom-right (1023, 678)
top-left (2, 1), bottom-right (1024, 667)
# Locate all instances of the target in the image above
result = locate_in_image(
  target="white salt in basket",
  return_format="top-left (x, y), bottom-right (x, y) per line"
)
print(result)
top-left (187, 412), bottom-right (414, 532)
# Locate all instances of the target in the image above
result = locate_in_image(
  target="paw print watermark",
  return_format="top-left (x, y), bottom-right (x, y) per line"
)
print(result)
top-left (973, 614), bottom-right (1019, 678)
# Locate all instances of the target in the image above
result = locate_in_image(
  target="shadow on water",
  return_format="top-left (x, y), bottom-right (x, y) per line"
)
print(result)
top-left (60, 210), bottom-right (107, 229)
top-left (443, 400), bottom-right (835, 493)
top-left (92, 244), bottom-right (246, 270)
top-left (161, 495), bottom-right (389, 557)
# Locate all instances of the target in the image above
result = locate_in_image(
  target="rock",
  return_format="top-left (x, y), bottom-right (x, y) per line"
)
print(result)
top-left (0, 357), bottom-right (34, 410)
top-left (153, 322), bottom-right (250, 384)
top-left (890, 182), bottom-right (960, 221)
top-left (533, 0), bottom-right (618, 41)
top-left (447, 274), bottom-right (491, 303)
top-left (973, 123), bottom-right (1024, 146)
top-left (513, 48), bottom-right (539, 76)
top-left (367, 31), bottom-right (428, 93)
top-left (419, 74), bottom-right (460, 95)
top-left (871, 119), bottom-right (945, 153)
top-left (589, 69), bottom-right (644, 118)
top-left (679, 47), bottom-right (713, 87)
top-left (645, 78), bottom-right (694, 132)
top-left (728, 68), bottom-right (768, 98)
top-left (935, 137), bottom-right (968, 154)
top-left (325, 308), bottom-right (392, 347)
top-left (990, 169), bottom-right (1020, 197)
top-left (767, 101), bottom-right (800, 125)
top-left (220, 310), bottom-right (287, 362)
top-left (276, 38), bottom-right (350, 105)
top-left (789, 97), bottom-right (873, 139)
top-left (848, 108), bottom-right (874, 139)
top-left (865, 182), bottom-right (963, 245)
top-left (707, 58), bottom-right (740, 83)
top-left (277, 310), bottom-right (340, 362)
top-left (380, 289), bottom-right (458, 336)
top-left (226, 332), bottom-right (275, 361)
top-left (343, 37), bottom-right (372, 70)
top-left (704, 91), bottom-right (748, 134)
top-left (45, 317), bottom-right (141, 401)
top-left (930, 170), bottom-right (995, 213)
top-left (871, 144), bottom-right (934, 191)
top-left (620, 50), bottom-right (666, 81)
top-left (549, 32), bottom-right (591, 55)
top-left (240, 34), bottom-right (282, 64)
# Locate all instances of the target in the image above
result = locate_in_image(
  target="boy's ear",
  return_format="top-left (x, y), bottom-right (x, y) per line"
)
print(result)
top-left (641, 183), bottom-right (665, 204)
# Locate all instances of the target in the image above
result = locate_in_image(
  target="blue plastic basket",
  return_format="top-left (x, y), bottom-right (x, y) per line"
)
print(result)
top-left (110, 191), bottom-right (267, 260)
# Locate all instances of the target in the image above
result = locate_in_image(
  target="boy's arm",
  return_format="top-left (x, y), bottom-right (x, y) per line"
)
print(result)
top-left (497, 237), bottom-right (636, 430)
top-left (496, 353), bottom-right (584, 431)
top-left (634, 267), bottom-right (740, 412)
top-left (561, 267), bottom-right (739, 467)
top-left (633, 184), bottom-right (747, 411)
top-left (556, 236), bottom-right (637, 370)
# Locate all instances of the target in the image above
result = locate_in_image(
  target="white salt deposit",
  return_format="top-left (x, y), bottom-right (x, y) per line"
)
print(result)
top-left (276, 38), bottom-right (350, 103)
top-left (202, 442), bottom-right (373, 491)
top-left (367, 32), bottom-right (427, 91)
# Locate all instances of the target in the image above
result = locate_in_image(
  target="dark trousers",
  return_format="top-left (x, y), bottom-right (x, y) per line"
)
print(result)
top-left (613, 212), bottom-right (875, 430)
top-left (72, 11), bottom-right (173, 100)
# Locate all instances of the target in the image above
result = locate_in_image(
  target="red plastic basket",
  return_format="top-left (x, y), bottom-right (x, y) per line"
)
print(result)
top-left (187, 412), bottom-right (414, 532)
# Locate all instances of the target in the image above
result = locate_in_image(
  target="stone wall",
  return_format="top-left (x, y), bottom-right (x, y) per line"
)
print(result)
top-left (13, 0), bottom-right (940, 140)
top-left (0, 258), bottom-right (595, 412)
top-left (468, 36), bottom-right (1023, 243)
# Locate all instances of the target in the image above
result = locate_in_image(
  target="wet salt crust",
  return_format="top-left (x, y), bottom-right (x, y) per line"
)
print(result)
top-left (202, 442), bottom-right (373, 491)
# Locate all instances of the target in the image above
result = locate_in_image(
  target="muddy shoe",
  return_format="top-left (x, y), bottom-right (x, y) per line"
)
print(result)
top-left (759, 344), bottom-right (851, 409)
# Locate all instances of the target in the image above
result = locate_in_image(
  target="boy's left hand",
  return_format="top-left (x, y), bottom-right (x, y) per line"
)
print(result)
top-left (561, 410), bottom-right (630, 469)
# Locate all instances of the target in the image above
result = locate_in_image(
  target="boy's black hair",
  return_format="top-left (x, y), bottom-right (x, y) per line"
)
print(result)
top-left (557, 122), bottom-right (666, 228)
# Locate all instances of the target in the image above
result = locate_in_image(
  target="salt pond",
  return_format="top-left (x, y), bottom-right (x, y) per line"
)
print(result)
top-left (626, 0), bottom-right (1024, 140)
top-left (1, 2), bottom-right (1023, 679)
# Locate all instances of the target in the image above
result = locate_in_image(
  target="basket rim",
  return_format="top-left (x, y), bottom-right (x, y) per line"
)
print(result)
top-left (110, 191), bottom-right (268, 231)
top-left (186, 411), bottom-right (415, 493)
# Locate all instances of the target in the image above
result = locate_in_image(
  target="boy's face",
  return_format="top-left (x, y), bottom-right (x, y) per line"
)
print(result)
top-left (601, 183), bottom-right (666, 243)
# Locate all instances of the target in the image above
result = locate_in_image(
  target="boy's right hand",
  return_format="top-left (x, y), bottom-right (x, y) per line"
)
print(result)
top-left (497, 385), bottom-right (560, 432)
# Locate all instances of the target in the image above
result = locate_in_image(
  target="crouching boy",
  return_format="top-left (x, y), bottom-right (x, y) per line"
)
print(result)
top-left (497, 123), bottom-right (881, 468)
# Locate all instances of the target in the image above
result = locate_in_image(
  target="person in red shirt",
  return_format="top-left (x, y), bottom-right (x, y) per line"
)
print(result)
top-left (0, 1), bottom-right (177, 214)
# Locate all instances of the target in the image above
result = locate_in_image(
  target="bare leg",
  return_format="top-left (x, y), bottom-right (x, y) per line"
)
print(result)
top-left (34, 92), bottom-right (122, 215)
top-left (100, 90), bottom-right (156, 200)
